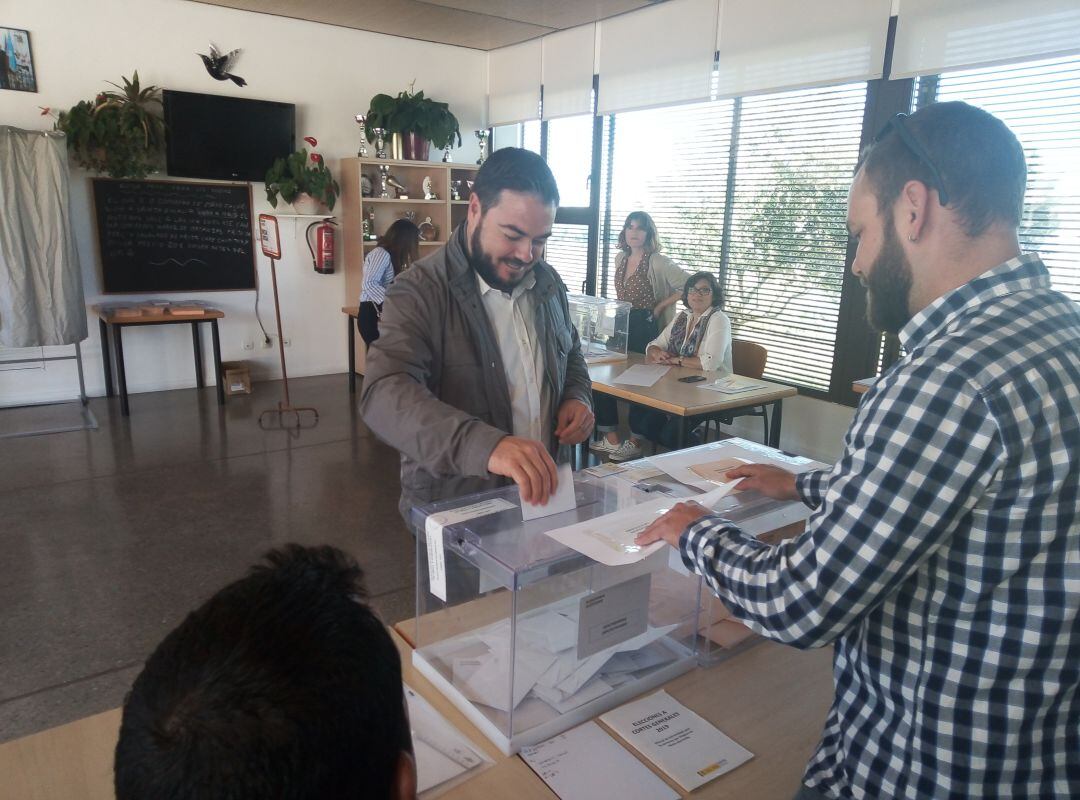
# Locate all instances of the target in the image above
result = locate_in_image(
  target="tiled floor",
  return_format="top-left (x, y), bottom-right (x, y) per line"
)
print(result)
top-left (0, 374), bottom-right (415, 742)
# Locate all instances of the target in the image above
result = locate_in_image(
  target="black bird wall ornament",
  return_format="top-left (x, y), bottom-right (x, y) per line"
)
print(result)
top-left (198, 43), bottom-right (247, 87)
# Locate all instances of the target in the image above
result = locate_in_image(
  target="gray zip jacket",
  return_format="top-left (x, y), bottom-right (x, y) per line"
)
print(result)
top-left (360, 224), bottom-right (592, 522)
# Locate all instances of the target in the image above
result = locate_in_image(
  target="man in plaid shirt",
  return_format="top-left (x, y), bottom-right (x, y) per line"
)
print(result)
top-left (638, 101), bottom-right (1079, 799)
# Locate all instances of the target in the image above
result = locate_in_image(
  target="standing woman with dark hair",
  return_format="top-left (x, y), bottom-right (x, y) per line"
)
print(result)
top-left (357, 218), bottom-right (420, 346)
top-left (592, 211), bottom-right (689, 457)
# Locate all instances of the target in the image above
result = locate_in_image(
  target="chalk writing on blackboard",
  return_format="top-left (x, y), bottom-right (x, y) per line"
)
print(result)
top-left (94, 179), bottom-right (255, 293)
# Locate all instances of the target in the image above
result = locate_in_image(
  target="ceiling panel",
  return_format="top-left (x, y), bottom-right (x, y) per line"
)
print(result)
top-left (418, 0), bottom-right (655, 30)
top-left (187, 0), bottom-right (557, 50)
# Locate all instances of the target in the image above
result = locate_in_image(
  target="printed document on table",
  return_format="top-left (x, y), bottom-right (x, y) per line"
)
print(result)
top-left (405, 685), bottom-right (491, 796)
top-left (521, 463), bottom-right (577, 521)
top-left (520, 720), bottom-right (679, 800)
top-left (600, 690), bottom-right (753, 792)
top-left (544, 484), bottom-right (739, 566)
top-left (698, 375), bottom-right (767, 394)
top-left (612, 364), bottom-right (670, 387)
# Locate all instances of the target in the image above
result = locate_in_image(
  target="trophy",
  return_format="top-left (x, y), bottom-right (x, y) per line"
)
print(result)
top-left (450, 180), bottom-right (462, 201)
top-left (442, 145), bottom-right (453, 163)
top-left (418, 216), bottom-right (438, 242)
top-left (387, 173), bottom-right (408, 199)
top-left (378, 164), bottom-right (391, 198)
top-left (361, 214), bottom-right (372, 240)
top-left (354, 114), bottom-right (369, 157)
top-left (423, 176), bottom-right (438, 200)
top-left (364, 209), bottom-right (377, 240)
top-left (372, 127), bottom-right (388, 159)
top-left (475, 130), bottom-right (489, 165)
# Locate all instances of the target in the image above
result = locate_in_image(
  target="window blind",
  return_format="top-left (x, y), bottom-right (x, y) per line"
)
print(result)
top-left (542, 25), bottom-right (595, 121)
top-left (724, 83), bottom-right (866, 391)
top-left (916, 55), bottom-right (1080, 301)
top-left (488, 40), bottom-right (541, 126)
top-left (596, 0), bottom-right (717, 115)
top-left (715, 0), bottom-right (890, 98)
top-left (892, 0), bottom-right (1080, 79)
top-left (544, 224), bottom-right (590, 295)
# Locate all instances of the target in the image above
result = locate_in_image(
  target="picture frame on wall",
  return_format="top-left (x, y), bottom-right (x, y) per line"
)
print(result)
top-left (0, 28), bottom-right (36, 93)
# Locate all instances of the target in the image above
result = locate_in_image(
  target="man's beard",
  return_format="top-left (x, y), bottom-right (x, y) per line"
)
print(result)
top-left (469, 219), bottom-right (534, 292)
top-left (865, 218), bottom-right (914, 334)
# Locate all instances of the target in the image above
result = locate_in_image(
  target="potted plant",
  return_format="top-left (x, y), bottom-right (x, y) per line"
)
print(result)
top-left (48, 71), bottom-right (165, 179)
top-left (365, 83), bottom-right (461, 161)
top-left (264, 136), bottom-right (341, 213)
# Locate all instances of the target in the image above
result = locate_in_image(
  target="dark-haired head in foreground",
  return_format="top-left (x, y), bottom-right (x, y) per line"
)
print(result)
top-left (114, 545), bottom-right (415, 800)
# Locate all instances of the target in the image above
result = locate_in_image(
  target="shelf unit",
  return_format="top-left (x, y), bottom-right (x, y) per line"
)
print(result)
top-left (340, 157), bottom-right (479, 374)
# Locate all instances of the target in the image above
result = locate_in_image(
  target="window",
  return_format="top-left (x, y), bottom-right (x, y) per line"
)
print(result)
top-left (544, 223), bottom-right (590, 294)
top-left (915, 55), bottom-right (1080, 301)
top-left (600, 84), bottom-right (866, 393)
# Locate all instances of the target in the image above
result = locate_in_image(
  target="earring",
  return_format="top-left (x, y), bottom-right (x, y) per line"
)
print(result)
top-left (908, 234), bottom-right (918, 242)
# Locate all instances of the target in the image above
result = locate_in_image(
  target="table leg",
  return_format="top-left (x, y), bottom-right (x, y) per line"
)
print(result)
top-left (676, 416), bottom-right (689, 450)
top-left (347, 315), bottom-right (356, 394)
top-left (211, 320), bottom-right (224, 406)
top-left (769, 400), bottom-right (783, 449)
top-left (98, 318), bottom-right (114, 397)
top-left (115, 325), bottom-right (130, 417)
top-left (191, 322), bottom-right (205, 389)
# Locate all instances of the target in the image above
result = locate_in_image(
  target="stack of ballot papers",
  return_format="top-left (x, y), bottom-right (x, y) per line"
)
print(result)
top-left (405, 685), bottom-right (491, 797)
top-left (423, 599), bottom-right (682, 719)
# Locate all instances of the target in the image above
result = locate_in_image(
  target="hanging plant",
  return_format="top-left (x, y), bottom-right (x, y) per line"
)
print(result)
top-left (50, 71), bottom-right (165, 179)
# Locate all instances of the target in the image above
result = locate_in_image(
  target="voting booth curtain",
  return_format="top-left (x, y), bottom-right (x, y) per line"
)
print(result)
top-left (0, 126), bottom-right (85, 348)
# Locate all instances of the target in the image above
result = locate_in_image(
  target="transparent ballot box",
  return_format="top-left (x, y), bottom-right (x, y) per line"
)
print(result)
top-left (409, 476), bottom-right (700, 754)
top-left (567, 293), bottom-right (630, 364)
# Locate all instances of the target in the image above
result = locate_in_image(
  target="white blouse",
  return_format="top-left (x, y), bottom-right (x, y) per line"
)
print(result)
top-left (648, 308), bottom-right (733, 374)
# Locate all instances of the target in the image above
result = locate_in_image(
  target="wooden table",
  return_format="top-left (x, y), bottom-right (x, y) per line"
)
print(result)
top-left (0, 626), bottom-right (832, 800)
top-left (852, 377), bottom-right (873, 394)
top-left (343, 305), bottom-right (359, 393)
top-left (93, 306), bottom-right (224, 416)
top-left (590, 353), bottom-right (797, 449)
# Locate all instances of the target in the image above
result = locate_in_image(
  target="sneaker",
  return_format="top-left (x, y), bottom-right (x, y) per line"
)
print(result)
top-left (589, 437), bottom-right (622, 454)
top-left (609, 440), bottom-right (643, 462)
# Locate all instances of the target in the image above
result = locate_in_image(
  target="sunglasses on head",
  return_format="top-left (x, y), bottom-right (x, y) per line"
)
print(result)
top-left (874, 113), bottom-right (950, 207)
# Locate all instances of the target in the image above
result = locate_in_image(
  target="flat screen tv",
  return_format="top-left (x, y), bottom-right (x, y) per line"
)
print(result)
top-left (163, 89), bottom-right (295, 182)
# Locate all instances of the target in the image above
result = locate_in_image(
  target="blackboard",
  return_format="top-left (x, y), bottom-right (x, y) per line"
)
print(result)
top-left (93, 179), bottom-right (256, 293)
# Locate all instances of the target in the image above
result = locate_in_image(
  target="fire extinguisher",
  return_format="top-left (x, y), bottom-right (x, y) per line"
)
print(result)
top-left (305, 219), bottom-right (336, 274)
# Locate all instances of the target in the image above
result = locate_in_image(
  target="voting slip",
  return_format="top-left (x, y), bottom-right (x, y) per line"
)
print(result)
top-left (520, 463), bottom-right (577, 521)
top-left (520, 720), bottom-right (679, 800)
top-left (600, 690), bottom-right (753, 792)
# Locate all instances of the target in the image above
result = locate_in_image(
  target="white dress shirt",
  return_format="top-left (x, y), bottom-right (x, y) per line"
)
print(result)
top-left (476, 270), bottom-right (552, 448)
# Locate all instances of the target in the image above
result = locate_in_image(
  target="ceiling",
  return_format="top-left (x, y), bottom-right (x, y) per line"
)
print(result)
top-left (186, 0), bottom-right (664, 50)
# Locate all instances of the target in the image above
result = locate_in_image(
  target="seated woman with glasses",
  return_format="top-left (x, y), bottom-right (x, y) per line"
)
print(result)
top-left (604, 271), bottom-right (732, 461)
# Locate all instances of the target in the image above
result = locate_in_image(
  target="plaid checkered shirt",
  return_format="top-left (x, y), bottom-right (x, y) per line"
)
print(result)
top-left (680, 254), bottom-right (1080, 798)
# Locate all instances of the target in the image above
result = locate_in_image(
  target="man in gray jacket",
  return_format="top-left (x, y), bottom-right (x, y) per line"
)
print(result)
top-left (361, 148), bottom-right (594, 520)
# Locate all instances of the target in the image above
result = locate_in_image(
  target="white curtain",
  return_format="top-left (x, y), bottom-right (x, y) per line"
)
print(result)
top-left (0, 127), bottom-right (85, 347)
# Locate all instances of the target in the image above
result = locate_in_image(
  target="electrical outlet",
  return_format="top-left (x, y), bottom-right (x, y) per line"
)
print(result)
top-left (242, 340), bottom-right (254, 351)
top-left (282, 337), bottom-right (292, 347)
top-left (260, 337), bottom-right (273, 349)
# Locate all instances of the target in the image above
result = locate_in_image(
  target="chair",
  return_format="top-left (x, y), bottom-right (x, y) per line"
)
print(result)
top-left (703, 339), bottom-right (770, 444)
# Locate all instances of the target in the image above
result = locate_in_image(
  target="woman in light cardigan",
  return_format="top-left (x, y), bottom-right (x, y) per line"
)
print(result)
top-left (608, 271), bottom-right (732, 461)
top-left (592, 211), bottom-right (689, 457)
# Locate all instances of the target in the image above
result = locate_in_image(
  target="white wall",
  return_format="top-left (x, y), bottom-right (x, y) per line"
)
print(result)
top-left (0, 0), bottom-right (485, 404)
top-left (720, 394), bottom-right (855, 464)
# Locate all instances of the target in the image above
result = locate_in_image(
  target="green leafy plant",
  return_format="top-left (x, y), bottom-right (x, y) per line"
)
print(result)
top-left (365, 84), bottom-right (462, 150)
top-left (51, 71), bottom-right (165, 179)
top-left (264, 136), bottom-right (341, 210)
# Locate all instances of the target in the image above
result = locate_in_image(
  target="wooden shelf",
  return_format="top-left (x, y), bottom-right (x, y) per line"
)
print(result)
top-left (363, 240), bottom-right (444, 247)
top-left (363, 198), bottom-right (444, 204)
top-left (451, 200), bottom-right (470, 205)
top-left (356, 157), bottom-right (479, 170)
